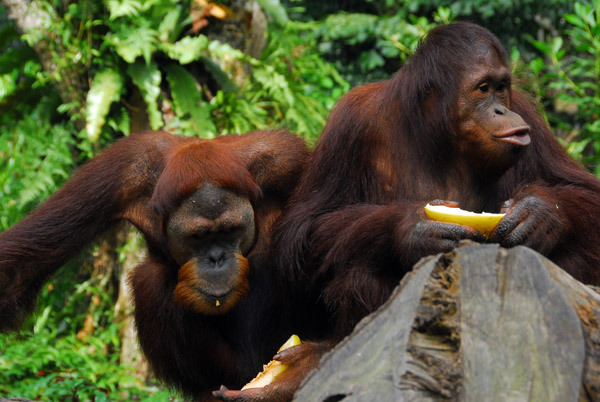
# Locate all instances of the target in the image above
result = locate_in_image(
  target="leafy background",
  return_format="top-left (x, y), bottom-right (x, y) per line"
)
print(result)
top-left (0, 0), bottom-right (599, 400)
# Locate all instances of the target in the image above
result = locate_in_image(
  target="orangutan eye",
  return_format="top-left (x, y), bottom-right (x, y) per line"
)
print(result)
top-left (189, 228), bottom-right (208, 240)
top-left (478, 84), bottom-right (489, 93)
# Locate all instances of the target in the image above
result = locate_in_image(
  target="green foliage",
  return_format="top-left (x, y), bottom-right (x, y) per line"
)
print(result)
top-left (98, 0), bottom-right (344, 139)
top-left (164, 63), bottom-right (216, 137)
top-left (257, 0), bottom-right (289, 26)
top-left (308, 7), bottom-right (452, 84)
top-left (292, 0), bottom-right (576, 61)
top-left (3, 0), bottom-right (346, 146)
top-left (401, 0), bottom-right (571, 23)
top-left (0, 5), bottom-right (81, 226)
top-left (127, 61), bottom-right (162, 130)
top-left (92, 0), bottom-right (213, 138)
top-left (0, 7), bottom-right (47, 113)
top-left (323, 0), bottom-right (574, 50)
top-left (525, 1), bottom-right (600, 174)
top-left (0, 101), bottom-right (76, 229)
top-left (86, 69), bottom-right (124, 142)
top-left (226, 23), bottom-right (349, 141)
top-left (0, 266), bottom-right (179, 401)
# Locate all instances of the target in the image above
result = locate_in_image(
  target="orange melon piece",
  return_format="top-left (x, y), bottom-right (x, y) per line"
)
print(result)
top-left (424, 203), bottom-right (505, 238)
top-left (241, 335), bottom-right (301, 390)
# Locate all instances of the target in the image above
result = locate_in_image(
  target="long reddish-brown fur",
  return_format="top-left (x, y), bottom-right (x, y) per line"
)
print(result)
top-left (0, 129), bottom-right (309, 400)
top-left (274, 22), bottom-right (600, 343)
top-left (151, 140), bottom-right (263, 223)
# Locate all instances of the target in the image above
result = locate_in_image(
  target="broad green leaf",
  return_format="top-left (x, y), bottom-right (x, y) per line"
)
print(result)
top-left (551, 37), bottom-right (563, 55)
top-left (319, 76), bottom-right (334, 89)
top-left (208, 40), bottom-right (248, 63)
top-left (360, 49), bottom-right (385, 70)
top-left (530, 39), bottom-right (550, 55)
top-left (257, 0), bottom-right (289, 26)
top-left (108, 27), bottom-right (157, 64)
top-left (510, 46), bottom-right (520, 63)
top-left (566, 138), bottom-right (591, 159)
top-left (160, 36), bottom-right (208, 64)
top-left (564, 13), bottom-right (586, 29)
top-left (105, 0), bottom-right (142, 19)
top-left (575, 3), bottom-right (595, 26)
top-left (0, 74), bottom-right (16, 100)
top-left (165, 64), bottom-right (215, 137)
top-left (157, 8), bottom-right (182, 42)
top-left (85, 69), bottom-right (123, 142)
top-left (33, 306), bottom-right (51, 334)
top-left (108, 106), bottom-right (131, 136)
top-left (127, 61), bottom-right (163, 130)
top-left (434, 7), bottom-right (452, 23)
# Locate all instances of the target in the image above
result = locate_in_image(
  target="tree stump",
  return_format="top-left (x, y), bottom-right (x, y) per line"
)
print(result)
top-left (295, 244), bottom-right (600, 402)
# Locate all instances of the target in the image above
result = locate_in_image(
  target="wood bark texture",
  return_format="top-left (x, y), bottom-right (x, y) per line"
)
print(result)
top-left (295, 244), bottom-right (600, 402)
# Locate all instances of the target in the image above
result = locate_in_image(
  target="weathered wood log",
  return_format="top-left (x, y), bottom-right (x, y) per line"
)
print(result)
top-left (295, 244), bottom-right (600, 402)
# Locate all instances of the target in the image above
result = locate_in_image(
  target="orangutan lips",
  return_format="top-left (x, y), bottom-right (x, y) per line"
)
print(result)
top-left (493, 126), bottom-right (531, 146)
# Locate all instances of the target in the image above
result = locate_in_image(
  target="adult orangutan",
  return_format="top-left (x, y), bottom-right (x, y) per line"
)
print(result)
top-left (0, 129), bottom-right (320, 400)
top-left (265, 20), bottom-right (600, 376)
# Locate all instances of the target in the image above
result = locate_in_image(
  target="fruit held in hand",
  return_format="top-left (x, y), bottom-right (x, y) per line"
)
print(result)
top-left (241, 334), bottom-right (301, 390)
top-left (424, 203), bottom-right (505, 238)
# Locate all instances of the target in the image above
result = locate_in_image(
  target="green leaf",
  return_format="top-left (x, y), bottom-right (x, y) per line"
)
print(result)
top-left (564, 13), bottom-right (586, 29)
top-left (157, 7), bottom-right (182, 42)
top-left (0, 74), bottom-right (16, 100)
top-left (208, 40), bottom-right (248, 63)
top-left (551, 37), bottom-right (563, 55)
top-left (434, 6), bottom-right (452, 23)
top-left (105, 0), bottom-right (142, 19)
top-left (160, 36), bottom-right (208, 64)
top-left (164, 64), bottom-right (215, 137)
top-left (257, 0), bottom-right (289, 26)
top-left (254, 66), bottom-right (294, 105)
top-left (33, 306), bottom-right (51, 334)
top-left (127, 61), bottom-right (163, 130)
top-left (360, 49), bottom-right (385, 71)
top-left (108, 106), bottom-right (131, 136)
top-left (85, 69), bottom-right (123, 142)
top-left (530, 39), bottom-right (550, 55)
top-left (108, 27), bottom-right (157, 64)
top-left (319, 76), bottom-right (334, 89)
top-left (574, 2), bottom-right (595, 26)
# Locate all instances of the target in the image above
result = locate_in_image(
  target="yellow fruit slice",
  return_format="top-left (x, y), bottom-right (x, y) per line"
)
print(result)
top-left (241, 335), bottom-right (301, 390)
top-left (424, 204), bottom-right (505, 238)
